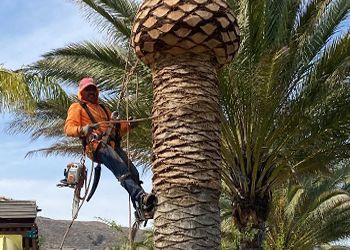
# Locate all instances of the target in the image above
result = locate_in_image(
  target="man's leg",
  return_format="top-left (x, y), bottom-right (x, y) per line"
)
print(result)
top-left (114, 146), bottom-right (141, 185)
top-left (95, 143), bottom-right (144, 207)
top-left (113, 147), bottom-right (157, 213)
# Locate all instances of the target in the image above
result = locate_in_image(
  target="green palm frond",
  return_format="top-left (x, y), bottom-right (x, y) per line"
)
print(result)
top-left (296, 0), bottom-right (350, 65)
top-left (22, 74), bottom-right (71, 107)
top-left (310, 32), bottom-right (350, 85)
top-left (0, 68), bottom-right (36, 112)
top-left (30, 42), bottom-right (130, 91)
top-left (44, 41), bottom-right (129, 68)
top-left (74, 0), bottom-right (139, 41)
top-left (264, 0), bottom-right (300, 49)
top-left (295, 0), bottom-right (332, 36)
top-left (25, 137), bottom-right (83, 158)
top-left (6, 97), bottom-right (71, 140)
top-left (265, 162), bottom-right (350, 249)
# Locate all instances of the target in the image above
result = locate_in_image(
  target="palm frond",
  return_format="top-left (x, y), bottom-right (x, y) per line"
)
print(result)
top-left (0, 68), bottom-right (36, 112)
top-left (266, 162), bottom-right (350, 249)
top-left (25, 137), bottom-right (83, 158)
top-left (30, 42), bottom-right (130, 91)
top-left (74, 0), bottom-right (139, 41)
top-left (264, 0), bottom-right (300, 49)
top-left (297, 0), bottom-right (350, 66)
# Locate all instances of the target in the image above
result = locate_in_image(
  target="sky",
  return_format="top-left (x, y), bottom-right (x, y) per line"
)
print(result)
top-left (0, 0), bottom-right (152, 226)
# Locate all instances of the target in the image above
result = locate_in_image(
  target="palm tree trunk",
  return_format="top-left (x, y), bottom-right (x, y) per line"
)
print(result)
top-left (131, 0), bottom-right (239, 247)
top-left (239, 225), bottom-right (265, 250)
top-left (151, 53), bottom-right (222, 249)
top-left (233, 205), bottom-right (267, 250)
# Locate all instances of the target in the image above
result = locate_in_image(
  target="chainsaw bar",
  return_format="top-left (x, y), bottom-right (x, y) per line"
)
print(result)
top-left (72, 165), bottom-right (87, 218)
top-left (72, 190), bottom-right (80, 218)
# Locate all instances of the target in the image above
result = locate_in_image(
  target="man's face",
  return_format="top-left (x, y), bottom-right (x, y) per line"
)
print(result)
top-left (82, 85), bottom-right (98, 103)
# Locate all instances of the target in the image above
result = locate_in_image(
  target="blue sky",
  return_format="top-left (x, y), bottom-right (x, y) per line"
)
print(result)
top-left (0, 0), bottom-right (152, 226)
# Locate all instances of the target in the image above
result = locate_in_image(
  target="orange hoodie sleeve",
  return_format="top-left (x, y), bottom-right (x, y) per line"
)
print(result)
top-left (64, 103), bottom-right (82, 137)
top-left (120, 121), bottom-right (132, 137)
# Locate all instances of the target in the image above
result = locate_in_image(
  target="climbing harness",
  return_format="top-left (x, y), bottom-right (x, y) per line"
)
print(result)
top-left (79, 101), bottom-right (109, 202)
top-left (57, 103), bottom-right (155, 249)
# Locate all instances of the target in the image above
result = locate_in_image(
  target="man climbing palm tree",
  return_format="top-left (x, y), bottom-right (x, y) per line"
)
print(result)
top-left (64, 77), bottom-right (156, 220)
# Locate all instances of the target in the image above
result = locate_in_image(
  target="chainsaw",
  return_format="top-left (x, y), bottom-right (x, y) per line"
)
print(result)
top-left (57, 162), bottom-right (87, 217)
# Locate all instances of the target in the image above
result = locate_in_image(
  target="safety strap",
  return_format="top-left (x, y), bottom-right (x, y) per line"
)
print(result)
top-left (79, 101), bottom-right (109, 151)
top-left (118, 173), bottom-right (131, 183)
top-left (79, 101), bottom-right (109, 123)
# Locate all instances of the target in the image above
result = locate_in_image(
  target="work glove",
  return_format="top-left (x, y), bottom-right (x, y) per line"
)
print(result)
top-left (80, 123), bottom-right (99, 136)
top-left (111, 111), bottom-right (120, 120)
top-left (128, 116), bottom-right (138, 129)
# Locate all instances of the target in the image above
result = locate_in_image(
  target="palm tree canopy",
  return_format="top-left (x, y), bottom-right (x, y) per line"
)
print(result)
top-left (221, 0), bottom-right (350, 213)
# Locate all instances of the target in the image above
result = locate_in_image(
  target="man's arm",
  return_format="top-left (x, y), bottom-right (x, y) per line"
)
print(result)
top-left (120, 121), bottom-right (134, 137)
top-left (64, 103), bottom-right (82, 137)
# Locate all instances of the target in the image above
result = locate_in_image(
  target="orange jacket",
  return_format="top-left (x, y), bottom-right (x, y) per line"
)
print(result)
top-left (64, 89), bottom-right (131, 158)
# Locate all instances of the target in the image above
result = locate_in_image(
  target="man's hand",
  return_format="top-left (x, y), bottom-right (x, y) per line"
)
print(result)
top-left (128, 117), bottom-right (138, 129)
top-left (111, 111), bottom-right (119, 120)
top-left (80, 123), bottom-right (99, 136)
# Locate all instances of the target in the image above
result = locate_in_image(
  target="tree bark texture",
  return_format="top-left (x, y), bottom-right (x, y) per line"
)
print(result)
top-left (130, 0), bottom-right (240, 247)
top-left (151, 53), bottom-right (221, 249)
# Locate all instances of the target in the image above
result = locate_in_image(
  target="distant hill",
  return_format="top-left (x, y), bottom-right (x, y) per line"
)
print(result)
top-left (36, 217), bottom-right (145, 250)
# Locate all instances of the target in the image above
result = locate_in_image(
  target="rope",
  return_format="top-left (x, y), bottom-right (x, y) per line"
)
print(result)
top-left (124, 55), bottom-right (134, 249)
top-left (118, 43), bottom-right (132, 107)
top-left (116, 37), bottom-right (134, 249)
top-left (128, 196), bottom-right (132, 249)
top-left (116, 31), bottom-right (144, 247)
top-left (118, 46), bottom-right (138, 112)
top-left (94, 99), bottom-right (201, 127)
top-left (59, 154), bottom-right (94, 249)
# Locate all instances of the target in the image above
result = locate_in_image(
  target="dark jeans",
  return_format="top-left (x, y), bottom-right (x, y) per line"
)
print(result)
top-left (95, 142), bottom-right (144, 208)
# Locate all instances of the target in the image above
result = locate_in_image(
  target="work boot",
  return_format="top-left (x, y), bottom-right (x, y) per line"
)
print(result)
top-left (142, 193), bottom-right (157, 212)
top-left (135, 192), bottom-right (157, 221)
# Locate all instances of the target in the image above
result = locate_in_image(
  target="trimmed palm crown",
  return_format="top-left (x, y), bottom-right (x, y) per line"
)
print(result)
top-left (131, 0), bottom-right (239, 65)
